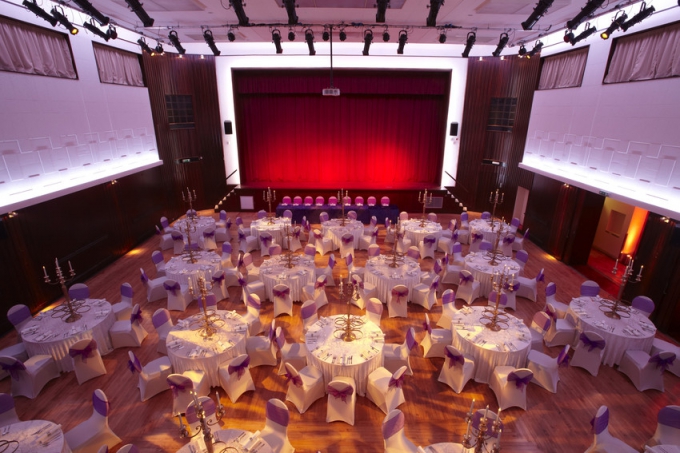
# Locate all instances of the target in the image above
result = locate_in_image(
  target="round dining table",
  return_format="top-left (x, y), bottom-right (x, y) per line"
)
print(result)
top-left (259, 255), bottom-right (316, 302)
top-left (321, 218), bottom-right (364, 249)
top-left (305, 314), bottom-right (385, 396)
top-left (166, 310), bottom-right (248, 387)
top-left (176, 428), bottom-right (272, 453)
top-left (249, 217), bottom-right (292, 249)
top-left (20, 299), bottom-right (115, 372)
top-left (0, 420), bottom-right (71, 453)
top-left (165, 250), bottom-right (223, 292)
top-left (363, 255), bottom-right (422, 304)
top-left (565, 296), bottom-right (656, 366)
top-left (469, 218), bottom-right (510, 243)
top-left (450, 306), bottom-right (531, 384)
top-left (401, 219), bottom-right (443, 246)
top-left (463, 252), bottom-right (521, 298)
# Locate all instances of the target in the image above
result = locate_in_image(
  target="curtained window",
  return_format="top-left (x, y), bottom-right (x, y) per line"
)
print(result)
top-left (604, 21), bottom-right (680, 84)
top-left (92, 43), bottom-right (144, 87)
top-left (538, 47), bottom-right (589, 90)
top-left (0, 15), bottom-right (76, 79)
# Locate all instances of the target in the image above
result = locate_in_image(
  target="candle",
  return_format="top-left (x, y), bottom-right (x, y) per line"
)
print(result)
top-left (465, 419), bottom-right (471, 437)
top-left (497, 407), bottom-right (502, 419)
top-left (484, 405), bottom-right (489, 421)
top-left (216, 390), bottom-right (221, 407)
top-left (497, 428), bottom-right (502, 443)
top-left (469, 398), bottom-right (475, 414)
top-left (68, 261), bottom-right (74, 272)
top-left (43, 266), bottom-right (48, 278)
top-left (637, 265), bottom-right (644, 277)
top-left (192, 390), bottom-right (200, 409)
top-left (177, 414), bottom-right (184, 429)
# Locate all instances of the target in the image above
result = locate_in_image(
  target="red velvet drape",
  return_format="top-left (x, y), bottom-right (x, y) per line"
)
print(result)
top-left (233, 69), bottom-right (451, 189)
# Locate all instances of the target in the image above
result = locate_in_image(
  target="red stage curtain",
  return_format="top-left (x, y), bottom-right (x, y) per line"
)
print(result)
top-left (233, 69), bottom-right (450, 189)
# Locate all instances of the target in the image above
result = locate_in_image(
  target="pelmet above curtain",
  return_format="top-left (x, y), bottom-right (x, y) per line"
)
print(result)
top-left (92, 43), bottom-right (144, 87)
top-left (538, 47), bottom-right (589, 90)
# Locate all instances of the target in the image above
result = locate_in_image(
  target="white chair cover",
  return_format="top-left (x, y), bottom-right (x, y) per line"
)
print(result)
top-left (272, 284), bottom-right (293, 318)
top-left (69, 338), bottom-right (107, 385)
top-left (109, 304), bottom-right (148, 349)
top-left (383, 328), bottom-right (417, 375)
top-left (0, 355), bottom-right (58, 399)
top-left (647, 405), bottom-right (680, 448)
top-left (489, 366), bottom-right (533, 410)
top-left (585, 406), bottom-right (638, 453)
top-left (526, 345), bottom-right (570, 393)
top-left (618, 350), bottom-right (675, 392)
top-left (436, 289), bottom-right (457, 330)
top-left (218, 354), bottom-right (256, 403)
top-left (543, 305), bottom-right (576, 348)
top-left (420, 313), bottom-right (453, 359)
top-left (261, 399), bottom-right (295, 453)
top-left (383, 409), bottom-right (418, 453)
top-left (246, 322), bottom-right (278, 368)
top-left (64, 389), bottom-right (122, 453)
top-left (367, 366), bottom-right (407, 415)
top-left (127, 351), bottom-right (172, 402)
top-left (570, 331), bottom-right (606, 376)
top-left (326, 376), bottom-right (356, 426)
top-left (457, 270), bottom-right (481, 305)
top-left (275, 327), bottom-right (308, 375)
top-left (0, 393), bottom-right (19, 428)
top-left (167, 372), bottom-right (210, 416)
top-left (365, 297), bottom-right (384, 327)
top-left (437, 345), bottom-right (475, 393)
top-left (140, 268), bottom-right (168, 303)
top-left (388, 284), bottom-right (409, 318)
top-left (283, 362), bottom-right (325, 414)
top-left (164, 279), bottom-right (191, 312)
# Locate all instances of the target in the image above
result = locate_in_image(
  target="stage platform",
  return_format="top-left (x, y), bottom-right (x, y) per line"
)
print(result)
top-left (276, 203), bottom-right (399, 224)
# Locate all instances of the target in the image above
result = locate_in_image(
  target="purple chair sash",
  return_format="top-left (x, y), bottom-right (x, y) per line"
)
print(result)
top-left (581, 284), bottom-right (599, 297)
top-left (237, 255), bottom-right (244, 268)
top-left (247, 295), bottom-right (261, 310)
top-left (121, 284), bottom-right (133, 298)
top-left (649, 353), bottom-right (676, 371)
top-left (301, 304), bottom-right (317, 320)
top-left (228, 356), bottom-right (251, 379)
top-left (168, 379), bottom-right (190, 397)
top-left (7, 305), bottom-right (30, 326)
top-left (452, 231), bottom-right (459, 241)
top-left (459, 272), bottom-right (473, 284)
top-left (452, 243), bottom-right (462, 254)
top-left (430, 279), bottom-right (439, 291)
top-left (236, 217), bottom-right (244, 226)
top-left (658, 406), bottom-right (680, 429)
top-left (503, 236), bottom-right (515, 244)
top-left (260, 234), bottom-right (272, 248)
top-left (328, 385), bottom-right (354, 402)
top-left (69, 286), bottom-right (89, 300)
top-left (446, 349), bottom-right (464, 368)
top-left (423, 237), bottom-right (436, 246)
top-left (345, 254), bottom-right (353, 266)
top-left (472, 233), bottom-right (483, 243)
top-left (314, 232), bottom-right (324, 240)
top-left (442, 254), bottom-right (449, 266)
top-left (328, 255), bottom-right (336, 268)
top-left (590, 407), bottom-right (609, 434)
top-left (212, 273), bottom-right (225, 285)
top-left (284, 371), bottom-right (303, 387)
top-left (203, 230), bottom-right (215, 238)
top-left (545, 306), bottom-right (557, 320)
top-left (382, 411), bottom-right (405, 439)
top-left (171, 232), bottom-right (183, 241)
top-left (442, 291), bottom-right (455, 305)
top-left (372, 229), bottom-right (379, 238)
top-left (545, 282), bottom-right (556, 297)
top-left (579, 333), bottom-right (605, 352)
top-left (226, 219), bottom-right (232, 229)
top-left (238, 231), bottom-right (246, 241)
top-left (273, 287), bottom-right (290, 298)
top-left (69, 339), bottom-right (97, 363)
top-left (293, 229), bottom-right (301, 238)
top-left (406, 328), bottom-right (417, 350)
top-left (1, 360), bottom-right (26, 380)
top-left (391, 288), bottom-right (408, 304)
top-left (507, 372), bottom-right (532, 389)
top-left (396, 232), bottom-right (404, 240)
top-left (266, 401), bottom-right (289, 427)
top-left (388, 375), bottom-right (404, 389)
top-left (130, 310), bottom-right (143, 324)
top-left (434, 260), bottom-right (442, 274)
top-left (140, 271), bottom-right (149, 284)
top-left (341, 235), bottom-right (354, 245)
top-left (536, 271), bottom-right (545, 282)
top-left (93, 393), bottom-right (109, 417)
top-left (503, 281), bottom-right (520, 292)
top-left (127, 358), bottom-right (142, 374)
top-left (557, 347), bottom-right (570, 367)
top-left (238, 276), bottom-right (247, 287)
top-left (315, 280), bottom-right (327, 290)
top-left (422, 321), bottom-right (432, 334)
top-left (164, 281), bottom-right (181, 296)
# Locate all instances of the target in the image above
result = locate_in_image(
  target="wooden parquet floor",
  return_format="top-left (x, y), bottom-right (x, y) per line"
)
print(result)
top-left (1, 211), bottom-right (677, 453)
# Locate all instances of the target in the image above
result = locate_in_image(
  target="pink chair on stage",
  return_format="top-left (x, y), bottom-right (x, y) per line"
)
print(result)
top-left (293, 196), bottom-right (302, 206)
top-left (381, 196), bottom-right (390, 206)
top-left (367, 196), bottom-right (377, 206)
top-left (343, 196), bottom-right (351, 206)
top-left (355, 196), bottom-right (364, 206)
top-left (315, 196), bottom-right (324, 206)
top-left (304, 196), bottom-right (313, 206)
top-left (281, 196), bottom-right (292, 205)
top-left (328, 196), bottom-right (338, 206)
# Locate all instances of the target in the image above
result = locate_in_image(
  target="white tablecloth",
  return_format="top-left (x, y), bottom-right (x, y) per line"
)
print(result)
top-left (646, 446), bottom-right (680, 453)
top-left (450, 306), bottom-right (531, 384)
top-left (167, 310), bottom-right (248, 387)
top-left (166, 251), bottom-right (223, 292)
top-left (0, 420), bottom-right (71, 453)
top-left (463, 252), bottom-right (521, 298)
top-left (175, 216), bottom-right (216, 240)
top-left (425, 443), bottom-right (465, 453)
top-left (322, 219), bottom-right (364, 249)
top-left (566, 296), bottom-right (656, 366)
top-left (176, 429), bottom-right (272, 453)
top-left (401, 219), bottom-right (443, 245)
top-left (469, 219), bottom-right (510, 243)
top-left (250, 217), bottom-right (291, 249)
top-left (21, 299), bottom-right (115, 372)
top-left (259, 255), bottom-right (316, 301)
top-left (305, 315), bottom-right (384, 396)
top-left (364, 255), bottom-right (422, 304)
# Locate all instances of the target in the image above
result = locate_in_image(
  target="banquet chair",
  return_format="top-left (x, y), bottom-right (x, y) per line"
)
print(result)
top-left (515, 250), bottom-right (528, 275)
top-left (0, 343), bottom-right (27, 381)
top-left (512, 228), bottom-right (530, 252)
top-left (172, 232), bottom-right (185, 255)
top-left (282, 210), bottom-right (292, 220)
top-left (246, 320), bottom-right (277, 367)
top-left (355, 196), bottom-right (364, 206)
top-left (293, 196), bottom-right (302, 206)
top-left (69, 338), bottom-right (107, 385)
top-left (571, 331), bottom-right (606, 376)
top-left (238, 272), bottom-right (266, 306)
top-left (544, 282), bottom-right (568, 319)
top-left (411, 276), bottom-right (439, 311)
top-left (64, 390), bottom-right (122, 453)
top-left (460, 212), bottom-right (470, 229)
top-left (489, 367), bottom-right (533, 410)
top-left (368, 243), bottom-right (381, 258)
top-left (346, 255), bottom-right (365, 284)
top-left (651, 339), bottom-right (680, 377)
top-left (112, 283), bottom-right (134, 321)
top-left (275, 327), bottom-right (308, 375)
top-left (239, 294), bottom-right (262, 336)
top-left (302, 276), bottom-right (329, 310)
top-left (221, 242), bottom-right (235, 269)
top-left (383, 409), bottom-right (417, 453)
top-left (395, 233), bottom-right (412, 255)
top-left (109, 304), bottom-right (148, 349)
top-left (238, 228), bottom-right (258, 254)
top-left (509, 217), bottom-right (520, 235)
top-left (7, 304), bottom-right (32, 333)
top-left (479, 240), bottom-right (492, 252)
top-left (469, 233), bottom-right (484, 253)
top-left (427, 213), bottom-right (437, 222)
top-left (152, 308), bottom-right (174, 355)
top-left (326, 376), bottom-right (356, 425)
top-left (436, 289), bottom-right (457, 330)
top-left (0, 355), bottom-right (58, 399)
top-left (580, 280), bottom-right (601, 297)
top-left (419, 235), bottom-right (437, 260)
top-left (487, 290), bottom-right (510, 311)
top-left (288, 227), bottom-right (302, 252)
top-left (272, 284), bottom-right (293, 318)
top-left (281, 196), bottom-right (292, 206)
top-left (381, 196), bottom-right (390, 206)
top-left (646, 405), bottom-right (680, 448)
top-left (69, 283), bottom-right (90, 301)
top-left (399, 211), bottom-right (409, 221)
top-left (259, 232), bottom-right (275, 257)
top-left (257, 210), bottom-right (267, 220)
top-left (211, 270), bottom-right (229, 301)
top-left (500, 235), bottom-right (515, 257)
top-left (420, 258), bottom-right (442, 287)
top-left (261, 398), bottom-right (295, 453)
top-left (300, 300), bottom-right (318, 331)
top-left (383, 327), bottom-right (418, 375)
top-left (304, 196), bottom-right (313, 206)
top-left (441, 254), bottom-right (464, 286)
top-left (160, 216), bottom-right (176, 234)
top-left (215, 209), bottom-right (229, 228)
top-left (632, 295), bottom-right (655, 317)
top-left (450, 242), bottom-right (465, 265)
top-left (243, 252), bottom-right (262, 283)
top-left (200, 227), bottom-right (217, 250)
top-left (457, 227), bottom-right (470, 246)
top-left (166, 372), bottom-right (210, 416)
top-left (421, 313), bottom-right (452, 359)
top-left (367, 365), bottom-right (407, 415)
top-left (516, 268), bottom-right (545, 302)
top-left (218, 354), bottom-right (256, 403)
top-left (365, 298), bottom-right (384, 326)
top-left (367, 196), bottom-right (377, 206)
top-left (127, 351), bottom-right (172, 402)
top-left (527, 345), bottom-right (570, 393)
top-left (528, 311), bottom-right (551, 352)
top-left (470, 410), bottom-right (503, 452)
top-left (0, 393), bottom-right (19, 427)
top-left (354, 276), bottom-right (377, 306)
top-left (438, 346), bottom-right (474, 393)
top-left (156, 225), bottom-right (174, 251)
top-left (388, 284), bottom-right (410, 318)
top-left (339, 233), bottom-right (356, 258)
top-left (284, 362), bottom-right (325, 414)
top-left (313, 229), bottom-right (334, 255)
top-left (164, 279), bottom-right (191, 312)
top-left (543, 305), bottom-right (576, 348)
top-left (364, 216), bottom-right (378, 236)
top-left (481, 211), bottom-right (491, 220)
top-left (328, 196), bottom-right (338, 206)
top-left (347, 210), bottom-right (358, 221)
top-left (585, 406), bottom-right (638, 453)
top-left (385, 221), bottom-right (396, 244)
top-left (406, 246), bottom-right (420, 260)
top-left (315, 196), bottom-right (324, 206)
top-left (140, 268), bottom-right (168, 303)
top-left (618, 351), bottom-right (676, 392)
top-left (457, 271), bottom-right (481, 305)
top-left (319, 212), bottom-right (329, 223)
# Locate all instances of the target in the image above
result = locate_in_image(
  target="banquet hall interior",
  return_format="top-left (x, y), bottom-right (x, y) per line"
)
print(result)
top-left (1, 0), bottom-right (680, 452)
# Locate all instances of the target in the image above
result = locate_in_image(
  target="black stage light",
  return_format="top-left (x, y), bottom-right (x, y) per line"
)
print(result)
top-left (282, 0), bottom-right (299, 25)
top-left (154, 42), bottom-right (164, 55)
top-left (620, 3), bottom-right (655, 32)
top-left (518, 44), bottom-right (527, 57)
top-left (322, 27), bottom-right (330, 41)
top-left (438, 32), bottom-right (446, 43)
top-left (397, 30), bottom-right (407, 54)
top-left (137, 37), bottom-right (153, 55)
top-left (272, 29), bottom-right (283, 54)
top-left (426, 0), bottom-right (444, 27)
top-left (51, 7), bottom-right (78, 35)
top-left (288, 30), bottom-right (295, 41)
top-left (203, 29), bottom-right (221, 56)
top-left (339, 30), bottom-right (347, 41)
top-left (229, 0), bottom-right (249, 26)
top-left (83, 19), bottom-right (109, 40)
top-left (107, 25), bottom-right (118, 40)
top-left (362, 29), bottom-right (373, 56)
top-left (526, 40), bottom-right (543, 58)
top-left (71, 0), bottom-right (109, 26)
top-left (305, 29), bottom-right (315, 55)
top-left (521, 0), bottom-right (554, 31)
top-left (23, 0), bottom-right (58, 27)
top-left (571, 23), bottom-right (596, 45)
top-left (567, 0), bottom-right (605, 30)
top-left (601, 12), bottom-right (627, 40)
top-left (462, 31), bottom-right (476, 58)
top-left (492, 32), bottom-right (509, 57)
top-left (564, 30), bottom-right (575, 44)
top-left (376, 0), bottom-right (389, 23)
top-left (124, 0), bottom-right (155, 27)
top-left (228, 30), bottom-right (236, 42)
top-left (383, 29), bottom-right (390, 42)
top-left (168, 30), bottom-right (186, 55)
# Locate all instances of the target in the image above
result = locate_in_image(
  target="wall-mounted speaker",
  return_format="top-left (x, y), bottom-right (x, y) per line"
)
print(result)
top-left (224, 121), bottom-right (233, 135)
top-left (450, 122), bottom-right (459, 136)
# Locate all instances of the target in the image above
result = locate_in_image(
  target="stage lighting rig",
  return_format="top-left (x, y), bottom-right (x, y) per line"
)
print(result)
top-left (124, 0), bottom-right (155, 27)
top-left (620, 3), bottom-right (655, 32)
top-left (229, 0), bottom-right (249, 26)
top-left (203, 29), bottom-right (221, 56)
top-left (23, 0), bottom-right (58, 27)
top-left (521, 0), bottom-right (554, 30)
top-left (376, 0), bottom-right (389, 23)
top-left (51, 6), bottom-right (78, 35)
top-left (272, 29), bottom-right (283, 54)
top-left (600, 12), bottom-right (627, 40)
top-left (168, 30), bottom-right (186, 55)
top-left (462, 31), bottom-right (476, 58)
top-left (426, 0), bottom-right (444, 27)
top-left (566, 0), bottom-right (605, 30)
top-left (492, 33), bottom-right (509, 57)
top-left (282, 0), bottom-right (299, 25)
top-left (305, 29), bottom-right (316, 55)
top-left (83, 18), bottom-right (109, 40)
top-left (71, 0), bottom-right (109, 26)
top-left (362, 29), bottom-right (373, 56)
top-left (397, 30), bottom-right (408, 54)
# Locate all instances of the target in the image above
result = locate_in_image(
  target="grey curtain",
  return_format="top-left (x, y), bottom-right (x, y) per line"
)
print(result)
top-left (93, 43), bottom-right (144, 87)
top-left (538, 47), bottom-right (589, 90)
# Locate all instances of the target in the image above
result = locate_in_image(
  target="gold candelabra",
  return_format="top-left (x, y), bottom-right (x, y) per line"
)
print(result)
top-left (486, 220), bottom-right (507, 266)
top-left (337, 189), bottom-right (349, 226)
top-left (488, 188), bottom-right (504, 229)
top-left (183, 187), bottom-right (197, 219)
top-left (463, 401), bottom-right (502, 453)
top-left (42, 258), bottom-right (89, 323)
top-left (387, 219), bottom-right (405, 268)
top-left (263, 187), bottom-right (277, 225)
top-left (281, 223), bottom-right (298, 269)
top-left (177, 217), bottom-right (198, 264)
top-left (187, 276), bottom-right (224, 339)
top-left (480, 269), bottom-right (512, 332)
top-left (334, 277), bottom-right (364, 342)
top-left (601, 258), bottom-right (643, 319)
top-left (178, 390), bottom-right (225, 453)
top-left (418, 189), bottom-right (433, 227)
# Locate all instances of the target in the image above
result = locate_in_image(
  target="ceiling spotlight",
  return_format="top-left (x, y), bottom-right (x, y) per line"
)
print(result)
top-left (229, 0), bottom-right (249, 26)
top-left (521, 0), bottom-right (554, 31)
top-left (526, 40), bottom-right (543, 58)
top-left (492, 32), bottom-right (509, 57)
top-left (203, 29), bottom-right (221, 56)
top-left (71, 0), bottom-right (109, 26)
top-left (305, 29), bottom-right (316, 55)
top-left (564, 30), bottom-right (575, 44)
top-left (383, 27), bottom-right (390, 42)
top-left (23, 0), bottom-right (58, 27)
top-left (272, 29), bottom-right (283, 54)
top-left (51, 7), bottom-right (78, 35)
top-left (620, 3), bottom-right (655, 32)
top-left (107, 25), bottom-right (118, 40)
top-left (282, 0), bottom-right (299, 25)
top-left (339, 29), bottom-right (347, 41)
top-left (601, 12), bottom-right (627, 40)
top-left (518, 44), bottom-right (527, 57)
top-left (426, 0), bottom-right (444, 27)
top-left (566, 0), bottom-right (605, 30)
top-left (570, 23), bottom-right (596, 45)
top-left (154, 42), bottom-right (164, 55)
top-left (288, 29), bottom-right (296, 41)
top-left (168, 30), bottom-right (186, 55)
top-left (227, 29), bottom-right (236, 42)
top-left (137, 37), bottom-right (153, 55)
top-left (322, 26), bottom-right (330, 41)
top-left (124, 0), bottom-right (155, 27)
top-left (83, 18), bottom-right (109, 40)
top-left (362, 29), bottom-right (373, 56)
top-left (462, 31), bottom-right (476, 58)
top-left (397, 30), bottom-right (408, 54)
top-left (376, 0), bottom-right (389, 23)
top-left (438, 32), bottom-right (446, 43)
